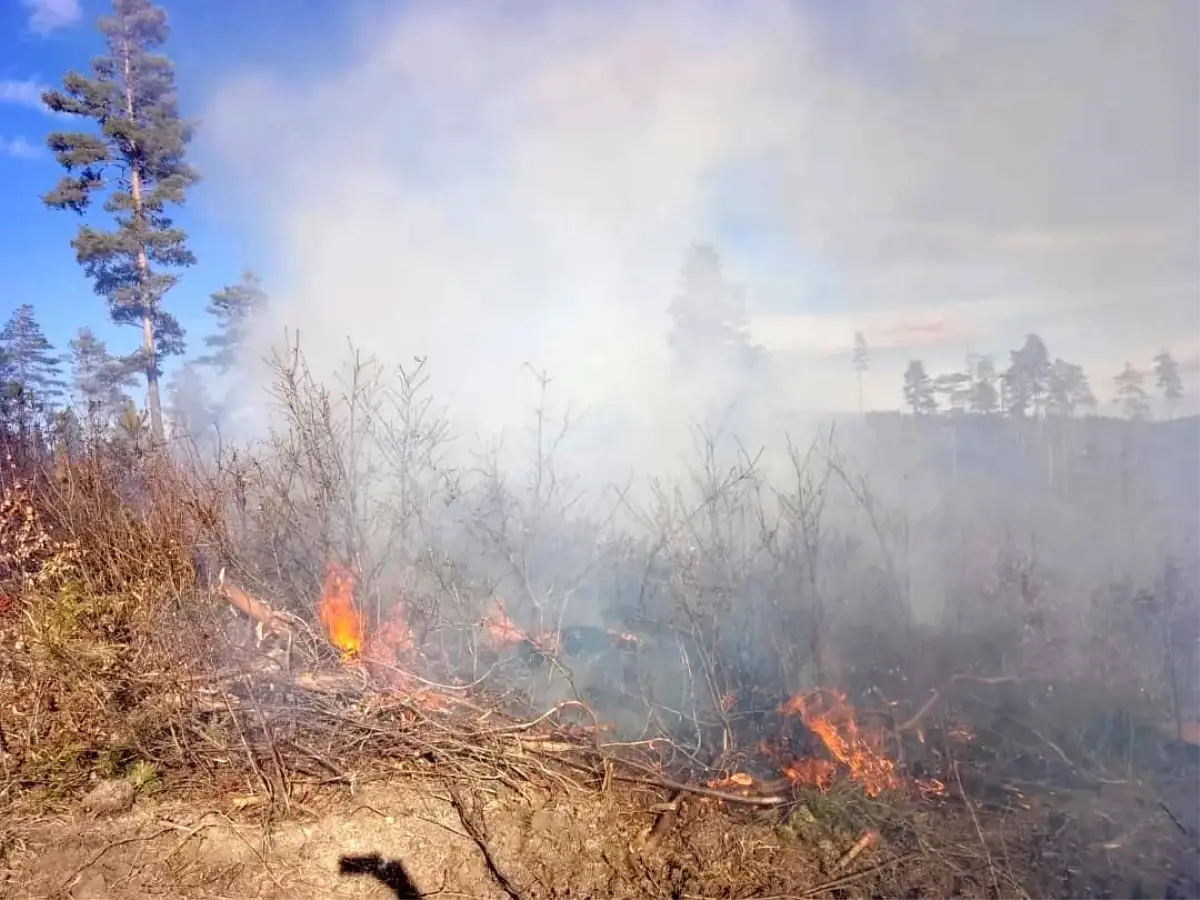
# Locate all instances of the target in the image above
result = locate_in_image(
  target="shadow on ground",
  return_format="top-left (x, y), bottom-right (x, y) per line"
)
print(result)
top-left (339, 854), bottom-right (421, 899)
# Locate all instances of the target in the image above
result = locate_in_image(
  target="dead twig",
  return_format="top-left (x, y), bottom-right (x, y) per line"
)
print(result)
top-left (537, 750), bottom-right (787, 807)
top-left (952, 758), bottom-right (1001, 899)
top-left (642, 791), bottom-right (683, 852)
top-left (54, 828), bottom-right (176, 898)
top-left (895, 674), bottom-right (1024, 733)
top-left (834, 828), bottom-right (878, 871)
top-left (447, 784), bottom-right (522, 900)
top-left (682, 851), bottom-right (923, 900)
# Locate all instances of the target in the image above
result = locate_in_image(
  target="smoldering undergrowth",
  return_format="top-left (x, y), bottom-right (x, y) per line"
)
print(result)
top-left (201, 341), bottom-right (1197, 762)
top-left (2, 339), bottom-right (1195, 814)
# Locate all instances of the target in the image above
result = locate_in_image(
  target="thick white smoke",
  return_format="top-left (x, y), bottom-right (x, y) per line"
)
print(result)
top-left (200, 0), bottom-right (1198, 460)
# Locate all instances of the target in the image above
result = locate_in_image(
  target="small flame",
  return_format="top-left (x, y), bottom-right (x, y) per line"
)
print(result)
top-left (376, 601), bottom-right (415, 656)
top-left (780, 690), bottom-right (902, 798)
top-left (607, 630), bottom-right (641, 647)
top-left (482, 598), bottom-right (564, 658)
top-left (948, 723), bottom-right (975, 743)
top-left (363, 598), bottom-right (416, 686)
top-left (783, 757), bottom-right (838, 792)
top-left (319, 561), bottom-right (364, 656)
top-left (482, 597), bottom-right (527, 650)
top-left (917, 777), bottom-right (947, 797)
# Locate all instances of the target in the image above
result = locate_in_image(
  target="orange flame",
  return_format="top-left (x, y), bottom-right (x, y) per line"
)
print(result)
top-left (482, 597), bottom-right (527, 649)
top-left (480, 598), bottom-right (565, 658)
top-left (607, 630), bottom-right (641, 647)
top-left (916, 777), bottom-right (947, 797)
top-left (375, 607), bottom-right (415, 656)
top-left (948, 723), bottom-right (975, 743)
top-left (363, 597), bottom-right (416, 686)
top-left (319, 561), bottom-right (364, 656)
top-left (780, 690), bottom-right (902, 798)
top-left (783, 757), bottom-right (839, 792)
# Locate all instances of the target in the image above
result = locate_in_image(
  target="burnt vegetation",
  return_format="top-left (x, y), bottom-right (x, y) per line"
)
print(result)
top-left (0, 2), bottom-right (1197, 899)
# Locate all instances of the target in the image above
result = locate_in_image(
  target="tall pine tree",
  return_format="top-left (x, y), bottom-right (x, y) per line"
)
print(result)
top-left (0, 304), bottom-right (66, 407)
top-left (667, 244), bottom-right (761, 378)
top-left (1152, 349), bottom-right (1184, 419)
top-left (851, 331), bottom-right (869, 414)
top-left (1114, 363), bottom-right (1151, 420)
top-left (200, 269), bottom-right (267, 373)
top-left (165, 362), bottom-right (216, 437)
top-left (42, 0), bottom-right (198, 443)
top-left (968, 355), bottom-right (999, 415)
top-left (902, 360), bottom-right (937, 415)
top-left (1046, 359), bottom-right (1096, 417)
top-left (1003, 333), bottom-right (1052, 418)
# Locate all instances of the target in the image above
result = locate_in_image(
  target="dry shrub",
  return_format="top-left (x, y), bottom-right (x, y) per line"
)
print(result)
top-left (40, 450), bottom-right (210, 598)
top-left (0, 445), bottom-right (226, 805)
top-left (0, 475), bottom-right (80, 595)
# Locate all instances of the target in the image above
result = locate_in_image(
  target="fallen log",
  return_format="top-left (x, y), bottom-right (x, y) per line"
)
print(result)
top-left (292, 669), bottom-right (369, 695)
top-left (218, 568), bottom-right (292, 637)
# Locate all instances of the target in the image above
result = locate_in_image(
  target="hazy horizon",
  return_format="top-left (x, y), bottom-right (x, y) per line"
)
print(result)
top-left (190, 0), bottom-right (1198, 439)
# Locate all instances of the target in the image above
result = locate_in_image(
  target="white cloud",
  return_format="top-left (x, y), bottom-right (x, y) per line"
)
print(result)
top-left (200, 0), bottom-right (1198, 429)
top-left (0, 77), bottom-right (76, 120)
top-left (0, 136), bottom-right (42, 159)
top-left (0, 78), bottom-right (48, 111)
top-left (21, 0), bottom-right (81, 36)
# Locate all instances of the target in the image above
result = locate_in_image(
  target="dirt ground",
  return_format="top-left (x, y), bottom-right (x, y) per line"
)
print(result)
top-left (0, 776), bottom-right (819, 900)
top-left (2, 767), bottom-right (1197, 900)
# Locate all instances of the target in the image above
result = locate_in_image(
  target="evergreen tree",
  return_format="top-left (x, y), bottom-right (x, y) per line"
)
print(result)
top-left (851, 331), bottom-right (869, 414)
top-left (42, 0), bottom-right (199, 443)
top-left (1114, 362), bottom-right (1151, 420)
top-left (69, 326), bottom-right (136, 424)
top-left (52, 407), bottom-right (84, 469)
top-left (1046, 359), bottom-right (1096, 417)
top-left (968, 355), bottom-right (999, 415)
top-left (165, 362), bottom-right (215, 437)
top-left (200, 269), bottom-right (267, 373)
top-left (0, 304), bottom-right (67, 408)
top-left (115, 397), bottom-right (150, 455)
top-left (902, 360), bottom-right (937, 415)
top-left (1152, 349), bottom-right (1184, 419)
top-left (1003, 333), bottom-right (1052, 418)
top-left (667, 244), bottom-right (761, 379)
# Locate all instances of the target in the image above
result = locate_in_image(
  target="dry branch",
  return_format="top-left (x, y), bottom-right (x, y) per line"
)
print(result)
top-left (218, 568), bottom-right (292, 637)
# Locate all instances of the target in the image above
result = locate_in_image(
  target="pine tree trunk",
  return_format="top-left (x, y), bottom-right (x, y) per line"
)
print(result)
top-left (124, 46), bottom-right (164, 444)
top-left (141, 305), bottom-right (163, 442)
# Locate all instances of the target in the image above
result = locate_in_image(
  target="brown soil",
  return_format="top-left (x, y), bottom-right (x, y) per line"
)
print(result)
top-left (0, 777), bottom-right (979, 900)
top-left (2, 769), bottom-right (1196, 900)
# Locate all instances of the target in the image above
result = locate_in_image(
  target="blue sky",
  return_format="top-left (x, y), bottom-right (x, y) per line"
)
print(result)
top-left (0, 0), bottom-right (375, 387)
